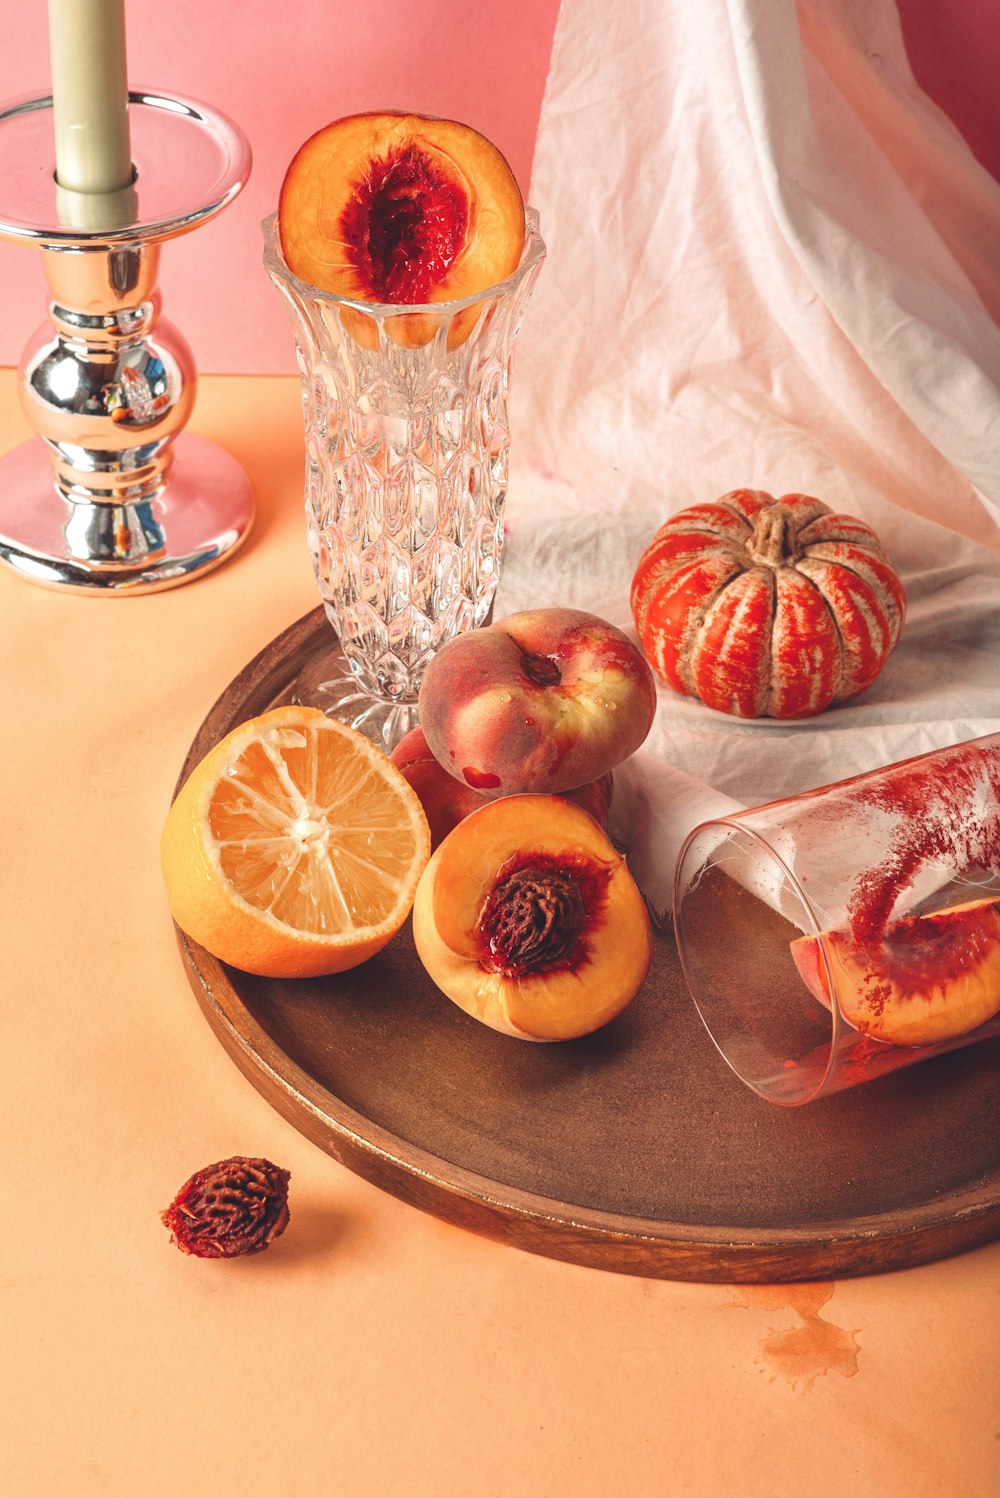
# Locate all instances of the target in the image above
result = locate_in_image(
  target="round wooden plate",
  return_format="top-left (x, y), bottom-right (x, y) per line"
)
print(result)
top-left (172, 608), bottom-right (1000, 1282)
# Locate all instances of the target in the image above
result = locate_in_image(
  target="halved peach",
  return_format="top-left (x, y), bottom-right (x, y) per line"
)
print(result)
top-left (412, 794), bottom-right (651, 1041)
top-left (790, 895), bottom-right (1000, 1046)
top-left (278, 111), bottom-right (525, 346)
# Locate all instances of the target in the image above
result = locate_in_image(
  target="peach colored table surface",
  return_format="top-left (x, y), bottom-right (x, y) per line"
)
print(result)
top-left (2, 369), bottom-right (998, 1498)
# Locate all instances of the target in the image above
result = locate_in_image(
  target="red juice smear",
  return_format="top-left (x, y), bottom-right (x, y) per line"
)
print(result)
top-left (462, 765), bottom-right (502, 790)
top-left (844, 742), bottom-right (1000, 943)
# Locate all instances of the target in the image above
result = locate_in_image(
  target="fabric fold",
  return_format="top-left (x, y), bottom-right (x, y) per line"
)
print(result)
top-left (497, 0), bottom-right (1000, 913)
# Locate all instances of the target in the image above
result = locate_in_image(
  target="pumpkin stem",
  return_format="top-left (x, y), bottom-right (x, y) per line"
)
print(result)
top-left (747, 503), bottom-right (798, 568)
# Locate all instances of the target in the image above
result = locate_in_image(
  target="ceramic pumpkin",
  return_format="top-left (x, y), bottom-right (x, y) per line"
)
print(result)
top-left (630, 489), bottom-right (906, 719)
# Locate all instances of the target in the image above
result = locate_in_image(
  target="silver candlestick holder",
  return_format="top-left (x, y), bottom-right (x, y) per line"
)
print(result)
top-left (0, 89), bottom-right (254, 594)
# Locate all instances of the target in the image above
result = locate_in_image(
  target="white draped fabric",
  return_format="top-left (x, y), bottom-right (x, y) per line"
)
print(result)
top-left (496, 0), bottom-right (1000, 913)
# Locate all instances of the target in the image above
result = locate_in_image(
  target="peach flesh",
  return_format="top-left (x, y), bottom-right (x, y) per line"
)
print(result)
top-left (412, 795), bottom-right (651, 1041)
top-left (278, 111), bottom-right (525, 307)
top-left (340, 144), bottom-right (468, 303)
top-left (790, 895), bottom-right (1000, 1045)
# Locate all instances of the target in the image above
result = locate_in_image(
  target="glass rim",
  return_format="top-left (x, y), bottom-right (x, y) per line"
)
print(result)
top-left (696, 730), bottom-right (1000, 828)
top-left (674, 814), bottom-right (827, 940)
top-left (261, 206), bottom-right (546, 317)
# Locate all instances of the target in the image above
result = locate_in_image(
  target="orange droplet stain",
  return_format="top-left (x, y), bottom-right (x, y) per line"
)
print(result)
top-left (729, 1282), bottom-right (861, 1391)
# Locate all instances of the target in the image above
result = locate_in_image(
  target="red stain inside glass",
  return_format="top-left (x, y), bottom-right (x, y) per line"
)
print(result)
top-left (844, 743), bottom-right (1000, 942)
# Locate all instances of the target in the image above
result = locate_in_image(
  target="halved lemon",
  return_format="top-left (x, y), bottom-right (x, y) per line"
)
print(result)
top-left (161, 706), bottom-right (431, 978)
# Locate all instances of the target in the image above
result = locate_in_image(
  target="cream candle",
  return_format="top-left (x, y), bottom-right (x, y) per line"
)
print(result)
top-left (48, 0), bottom-right (133, 195)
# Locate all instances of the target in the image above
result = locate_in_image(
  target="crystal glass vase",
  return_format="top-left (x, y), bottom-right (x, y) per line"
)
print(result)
top-left (263, 210), bottom-right (545, 750)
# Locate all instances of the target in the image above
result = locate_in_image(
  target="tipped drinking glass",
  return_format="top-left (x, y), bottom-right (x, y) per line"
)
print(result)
top-left (263, 209), bottom-right (545, 751)
top-left (674, 735), bottom-right (1000, 1106)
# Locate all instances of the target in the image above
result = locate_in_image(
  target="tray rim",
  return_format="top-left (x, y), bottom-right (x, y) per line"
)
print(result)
top-left (171, 606), bottom-right (1000, 1283)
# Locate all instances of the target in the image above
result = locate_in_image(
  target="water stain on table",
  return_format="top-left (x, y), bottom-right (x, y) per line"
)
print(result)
top-left (729, 1283), bottom-right (861, 1390)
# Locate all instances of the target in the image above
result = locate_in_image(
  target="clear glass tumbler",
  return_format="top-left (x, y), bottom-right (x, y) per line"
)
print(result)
top-left (262, 209), bottom-right (546, 750)
top-left (674, 734), bottom-right (1000, 1105)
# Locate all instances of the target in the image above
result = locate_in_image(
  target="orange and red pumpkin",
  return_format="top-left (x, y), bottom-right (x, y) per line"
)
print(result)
top-left (630, 489), bottom-right (905, 719)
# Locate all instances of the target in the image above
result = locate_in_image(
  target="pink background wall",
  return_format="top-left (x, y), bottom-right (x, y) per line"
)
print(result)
top-left (896, 0), bottom-right (1000, 185)
top-left (0, 0), bottom-right (562, 377)
top-left (0, 0), bottom-right (996, 378)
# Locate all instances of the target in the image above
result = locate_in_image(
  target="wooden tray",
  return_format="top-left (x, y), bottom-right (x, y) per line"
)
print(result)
top-left (173, 608), bottom-right (1000, 1282)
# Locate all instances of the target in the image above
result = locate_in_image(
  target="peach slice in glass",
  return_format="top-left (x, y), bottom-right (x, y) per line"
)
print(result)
top-left (790, 895), bottom-right (1000, 1046)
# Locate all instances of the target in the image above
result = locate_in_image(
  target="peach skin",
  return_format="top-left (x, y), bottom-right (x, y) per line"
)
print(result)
top-left (417, 607), bottom-right (657, 796)
top-left (391, 727), bottom-right (613, 849)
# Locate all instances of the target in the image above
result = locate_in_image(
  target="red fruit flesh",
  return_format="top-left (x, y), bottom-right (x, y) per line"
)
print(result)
top-left (340, 144), bottom-right (469, 303)
top-left (790, 895), bottom-right (1000, 1045)
top-left (278, 112), bottom-right (525, 309)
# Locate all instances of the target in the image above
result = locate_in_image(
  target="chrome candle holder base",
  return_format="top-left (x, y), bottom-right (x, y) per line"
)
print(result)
top-left (0, 91), bottom-right (254, 594)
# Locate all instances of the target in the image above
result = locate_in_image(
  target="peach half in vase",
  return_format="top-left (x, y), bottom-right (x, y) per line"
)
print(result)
top-left (413, 795), bottom-right (652, 1041)
top-left (278, 111), bottom-right (526, 347)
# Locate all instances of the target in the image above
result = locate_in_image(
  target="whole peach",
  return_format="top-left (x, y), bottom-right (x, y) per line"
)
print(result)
top-left (567, 769), bottom-right (614, 830)
top-left (392, 726), bottom-right (614, 848)
top-left (391, 728), bottom-right (493, 849)
top-left (418, 608), bottom-right (656, 796)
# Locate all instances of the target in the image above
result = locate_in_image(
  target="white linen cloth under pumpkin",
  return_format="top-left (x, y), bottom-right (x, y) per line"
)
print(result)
top-left (493, 0), bottom-right (1000, 921)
